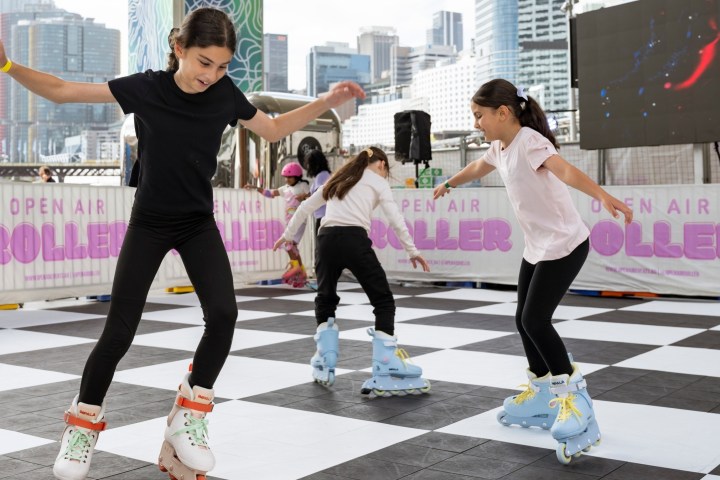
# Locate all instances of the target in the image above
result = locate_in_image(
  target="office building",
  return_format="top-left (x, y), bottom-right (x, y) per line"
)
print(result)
top-left (517, 0), bottom-right (570, 111)
top-left (427, 10), bottom-right (463, 53)
top-left (357, 26), bottom-right (398, 84)
top-left (263, 33), bottom-right (288, 92)
top-left (474, 0), bottom-right (518, 85)
top-left (2, 8), bottom-right (121, 163)
top-left (307, 42), bottom-right (370, 97)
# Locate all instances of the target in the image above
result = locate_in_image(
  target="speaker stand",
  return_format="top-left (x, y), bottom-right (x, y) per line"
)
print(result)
top-left (414, 159), bottom-right (431, 188)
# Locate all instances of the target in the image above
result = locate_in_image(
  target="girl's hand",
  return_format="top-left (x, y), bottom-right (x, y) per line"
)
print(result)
top-left (243, 184), bottom-right (255, 190)
top-left (433, 183), bottom-right (450, 200)
top-left (273, 237), bottom-right (292, 251)
top-left (601, 194), bottom-right (633, 224)
top-left (411, 255), bottom-right (431, 272)
top-left (321, 80), bottom-right (366, 108)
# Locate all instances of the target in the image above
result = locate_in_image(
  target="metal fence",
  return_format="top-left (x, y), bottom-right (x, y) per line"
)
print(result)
top-left (329, 142), bottom-right (720, 188)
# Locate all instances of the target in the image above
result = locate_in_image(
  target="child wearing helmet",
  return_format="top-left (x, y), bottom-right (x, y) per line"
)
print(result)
top-left (246, 162), bottom-right (310, 287)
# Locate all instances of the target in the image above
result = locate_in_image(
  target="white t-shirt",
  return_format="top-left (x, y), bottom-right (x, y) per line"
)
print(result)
top-left (482, 127), bottom-right (589, 264)
top-left (283, 168), bottom-right (420, 258)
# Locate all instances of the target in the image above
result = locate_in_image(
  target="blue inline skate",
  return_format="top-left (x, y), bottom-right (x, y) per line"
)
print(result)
top-left (549, 366), bottom-right (602, 464)
top-left (360, 328), bottom-right (431, 398)
top-left (497, 369), bottom-right (556, 429)
top-left (310, 317), bottom-right (339, 386)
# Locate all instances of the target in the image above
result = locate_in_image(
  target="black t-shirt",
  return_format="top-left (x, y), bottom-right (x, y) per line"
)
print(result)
top-left (109, 70), bottom-right (257, 215)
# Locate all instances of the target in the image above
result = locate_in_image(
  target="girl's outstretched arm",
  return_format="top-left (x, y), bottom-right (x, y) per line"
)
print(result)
top-left (1, 40), bottom-right (114, 104)
top-left (433, 158), bottom-right (495, 199)
top-left (240, 81), bottom-right (365, 143)
top-left (544, 154), bottom-right (633, 224)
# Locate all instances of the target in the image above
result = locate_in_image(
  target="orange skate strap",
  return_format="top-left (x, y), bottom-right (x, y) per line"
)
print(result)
top-left (175, 395), bottom-right (214, 412)
top-left (64, 412), bottom-right (107, 431)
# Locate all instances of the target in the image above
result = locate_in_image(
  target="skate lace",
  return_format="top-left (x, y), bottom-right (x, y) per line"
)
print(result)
top-left (512, 383), bottom-right (536, 404)
top-left (395, 348), bottom-right (413, 364)
top-left (549, 394), bottom-right (582, 422)
top-left (173, 413), bottom-right (210, 447)
top-left (63, 429), bottom-right (93, 462)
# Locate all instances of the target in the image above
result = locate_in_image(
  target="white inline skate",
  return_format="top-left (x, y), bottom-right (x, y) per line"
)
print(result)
top-left (549, 365), bottom-right (602, 464)
top-left (158, 372), bottom-right (215, 480)
top-left (311, 317), bottom-right (339, 386)
top-left (53, 395), bottom-right (106, 480)
top-left (497, 369), bottom-right (557, 429)
top-left (360, 328), bottom-right (431, 397)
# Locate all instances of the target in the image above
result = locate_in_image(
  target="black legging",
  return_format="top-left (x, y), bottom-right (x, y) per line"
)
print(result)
top-left (78, 207), bottom-right (238, 405)
top-left (515, 239), bottom-right (589, 377)
top-left (314, 226), bottom-right (395, 335)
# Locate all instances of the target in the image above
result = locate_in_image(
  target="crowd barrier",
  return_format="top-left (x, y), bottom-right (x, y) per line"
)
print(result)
top-left (1, 183), bottom-right (718, 303)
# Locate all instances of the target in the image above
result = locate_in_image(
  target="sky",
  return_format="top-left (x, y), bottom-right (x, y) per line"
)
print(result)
top-left (53, 0), bottom-right (474, 90)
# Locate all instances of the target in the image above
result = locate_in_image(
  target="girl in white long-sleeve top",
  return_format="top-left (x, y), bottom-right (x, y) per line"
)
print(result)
top-left (274, 146), bottom-right (432, 397)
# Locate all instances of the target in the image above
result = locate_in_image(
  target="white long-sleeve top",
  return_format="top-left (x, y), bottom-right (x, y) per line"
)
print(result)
top-left (281, 168), bottom-right (421, 258)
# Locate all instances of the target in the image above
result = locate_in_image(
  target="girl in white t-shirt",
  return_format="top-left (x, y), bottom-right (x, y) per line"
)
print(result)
top-left (273, 147), bottom-right (432, 397)
top-left (433, 79), bottom-right (632, 464)
top-left (247, 162), bottom-right (310, 287)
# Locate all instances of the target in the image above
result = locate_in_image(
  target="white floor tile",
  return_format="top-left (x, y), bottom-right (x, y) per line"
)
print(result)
top-left (621, 301), bottom-right (720, 317)
top-left (419, 289), bottom-right (518, 303)
top-left (0, 309), bottom-right (100, 329)
top-left (276, 291), bottom-right (408, 305)
top-left (236, 310), bottom-right (284, 322)
top-left (141, 307), bottom-right (282, 324)
top-left (407, 350), bottom-right (606, 389)
top-left (132, 327), bottom-right (308, 352)
top-left (439, 400), bottom-right (720, 473)
top-left (295, 305), bottom-right (450, 322)
top-left (555, 320), bottom-right (704, 346)
top-left (140, 306), bottom-right (205, 325)
top-left (97, 400), bottom-right (426, 480)
top-left (112, 356), bottom-right (353, 399)
top-left (0, 363), bottom-right (79, 392)
top-left (145, 292), bottom-right (265, 306)
top-left (0, 428), bottom-right (53, 455)
top-left (341, 323), bottom-right (512, 349)
top-left (616, 346), bottom-right (720, 377)
top-left (0, 329), bottom-right (94, 355)
top-left (459, 303), bottom-right (612, 320)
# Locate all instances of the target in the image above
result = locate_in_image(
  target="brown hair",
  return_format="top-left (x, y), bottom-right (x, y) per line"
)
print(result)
top-left (323, 146), bottom-right (388, 200)
top-left (472, 78), bottom-right (559, 149)
top-left (167, 7), bottom-right (237, 72)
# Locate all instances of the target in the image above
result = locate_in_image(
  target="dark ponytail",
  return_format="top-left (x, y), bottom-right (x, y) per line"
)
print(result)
top-left (472, 79), bottom-right (559, 149)
top-left (323, 146), bottom-right (388, 200)
top-left (166, 7), bottom-right (237, 72)
top-left (167, 27), bottom-right (180, 71)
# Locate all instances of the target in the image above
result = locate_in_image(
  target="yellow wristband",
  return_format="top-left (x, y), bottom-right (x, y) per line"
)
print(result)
top-left (0, 59), bottom-right (12, 73)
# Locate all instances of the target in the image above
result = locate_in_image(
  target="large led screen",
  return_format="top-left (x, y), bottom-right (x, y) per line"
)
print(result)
top-left (577, 0), bottom-right (720, 149)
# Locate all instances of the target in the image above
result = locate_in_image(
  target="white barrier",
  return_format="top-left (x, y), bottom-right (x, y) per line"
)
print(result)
top-left (376, 186), bottom-right (720, 297)
top-left (1, 183), bottom-right (717, 303)
top-left (0, 184), bottom-right (310, 304)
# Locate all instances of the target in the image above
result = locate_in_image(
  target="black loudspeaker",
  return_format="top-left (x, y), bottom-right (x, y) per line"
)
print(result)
top-left (394, 110), bottom-right (432, 163)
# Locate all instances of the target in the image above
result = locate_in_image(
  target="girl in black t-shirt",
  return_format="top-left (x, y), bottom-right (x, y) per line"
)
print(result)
top-left (0, 7), bottom-right (364, 480)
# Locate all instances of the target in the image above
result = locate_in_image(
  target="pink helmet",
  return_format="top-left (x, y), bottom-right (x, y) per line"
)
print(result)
top-left (281, 162), bottom-right (303, 177)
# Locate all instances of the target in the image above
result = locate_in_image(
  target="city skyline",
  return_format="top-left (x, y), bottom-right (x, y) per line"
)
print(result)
top-left (54, 0), bottom-right (474, 91)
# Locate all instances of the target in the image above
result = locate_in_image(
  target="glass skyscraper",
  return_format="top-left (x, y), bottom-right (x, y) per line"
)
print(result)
top-left (427, 11), bottom-right (464, 53)
top-left (474, 0), bottom-right (519, 86)
top-left (307, 43), bottom-right (371, 97)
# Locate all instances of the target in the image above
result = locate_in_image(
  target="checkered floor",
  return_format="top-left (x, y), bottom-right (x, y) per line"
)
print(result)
top-left (2, 282), bottom-right (720, 480)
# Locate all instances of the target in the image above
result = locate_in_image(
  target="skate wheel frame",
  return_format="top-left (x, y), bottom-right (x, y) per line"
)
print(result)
top-left (159, 441), bottom-right (208, 480)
